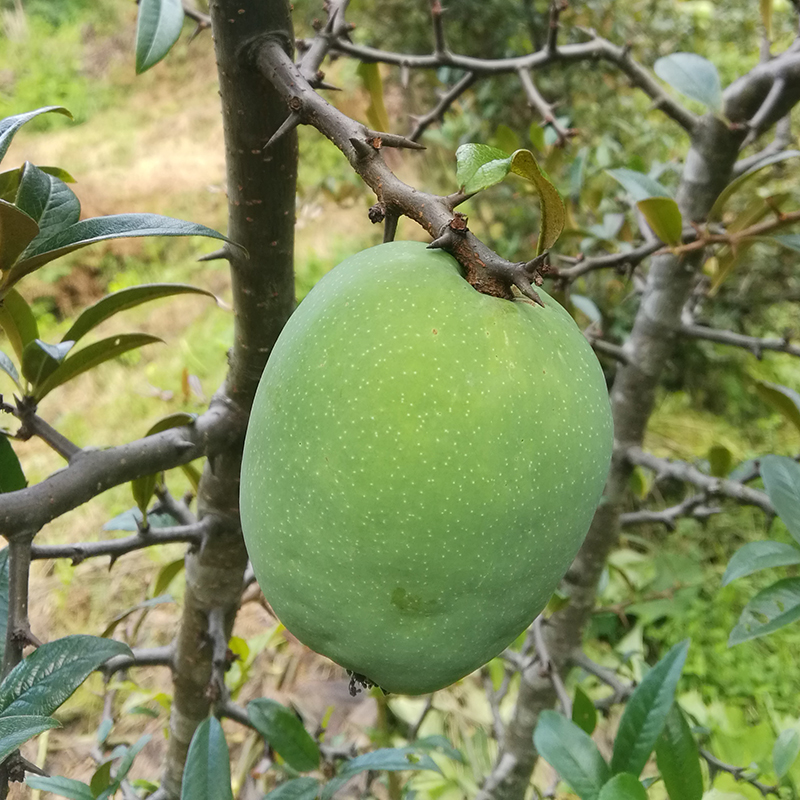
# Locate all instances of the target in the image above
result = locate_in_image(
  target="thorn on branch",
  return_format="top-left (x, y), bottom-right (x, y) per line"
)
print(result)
top-left (365, 130), bottom-right (427, 151)
top-left (264, 111), bottom-right (302, 151)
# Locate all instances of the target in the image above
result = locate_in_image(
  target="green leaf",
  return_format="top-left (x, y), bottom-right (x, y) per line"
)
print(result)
top-left (654, 704), bottom-right (704, 800)
top-left (610, 640), bottom-right (690, 777)
top-left (33, 332), bottom-right (163, 401)
top-left (136, 0), bottom-right (185, 74)
top-left (572, 686), bottom-right (598, 735)
top-left (760, 455), bottom-right (800, 543)
top-left (0, 199), bottom-right (39, 271)
top-left (264, 778), bottom-right (321, 800)
top-left (102, 506), bottom-right (178, 532)
top-left (14, 163), bottom-right (81, 239)
top-left (533, 710), bottom-right (610, 800)
top-left (0, 438), bottom-right (26, 493)
top-left (26, 775), bottom-right (94, 800)
top-left (21, 338), bottom-right (74, 388)
top-left (0, 549), bottom-right (9, 666)
top-left (755, 381), bottom-right (800, 435)
top-left (101, 595), bottom-right (174, 639)
top-left (248, 698), bottom-right (321, 772)
top-left (0, 635), bottom-right (131, 717)
top-left (414, 734), bottom-right (466, 763)
top-left (606, 168), bottom-right (673, 201)
top-left (722, 540), bottom-right (800, 586)
top-left (636, 197), bottom-right (683, 246)
top-left (597, 773), bottom-right (647, 800)
top-left (773, 728), bottom-right (800, 779)
top-left (153, 558), bottom-right (186, 598)
top-left (455, 144), bottom-right (511, 194)
top-left (356, 62), bottom-right (390, 134)
top-left (0, 288), bottom-right (38, 362)
top-left (654, 52), bottom-right (722, 111)
top-left (709, 150), bottom-right (800, 220)
top-left (569, 147), bottom-right (589, 202)
top-left (181, 716), bottom-right (233, 800)
top-left (113, 733), bottom-right (151, 785)
top-left (0, 167), bottom-right (76, 204)
top-left (3, 213), bottom-right (235, 292)
top-left (509, 149), bottom-right (566, 253)
top-left (62, 284), bottom-right (216, 345)
top-left (0, 349), bottom-right (21, 389)
top-left (89, 761), bottom-right (113, 798)
top-left (0, 714), bottom-right (60, 762)
top-left (0, 107), bottom-right (73, 165)
top-left (571, 295), bottom-right (602, 324)
top-left (708, 444), bottom-right (734, 477)
top-left (320, 748), bottom-right (441, 800)
top-left (770, 234), bottom-right (800, 254)
top-left (729, 577), bottom-right (800, 645)
top-left (529, 121), bottom-right (546, 152)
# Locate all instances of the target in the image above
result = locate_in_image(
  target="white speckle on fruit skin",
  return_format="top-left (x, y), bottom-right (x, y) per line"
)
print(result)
top-left (239, 241), bottom-right (613, 694)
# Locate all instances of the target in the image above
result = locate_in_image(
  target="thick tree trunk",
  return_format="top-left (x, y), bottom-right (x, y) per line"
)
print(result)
top-left (161, 1), bottom-right (298, 795)
top-left (478, 115), bottom-right (745, 800)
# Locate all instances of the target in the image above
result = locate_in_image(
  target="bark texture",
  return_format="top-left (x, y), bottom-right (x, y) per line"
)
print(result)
top-left (161, 1), bottom-right (298, 794)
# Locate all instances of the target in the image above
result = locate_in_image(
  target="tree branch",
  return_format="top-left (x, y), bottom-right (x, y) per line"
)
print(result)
top-left (681, 322), bottom-right (800, 358)
top-left (101, 645), bottom-right (175, 677)
top-left (699, 749), bottom-right (781, 797)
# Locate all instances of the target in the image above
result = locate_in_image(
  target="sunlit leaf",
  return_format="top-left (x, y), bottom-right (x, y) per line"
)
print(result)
top-left (729, 578), bottom-right (800, 645)
top-left (0, 288), bottom-right (38, 362)
top-left (710, 150), bottom-right (800, 220)
top-left (755, 381), bottom-right (800, 435)
top-left (773, 729), bottom-right (800, 778)
top-left (534, 710), bottom-right (610, 800)
top-left (33, 332), bottom-right (163, 401)
top-left (0, 107), bottom-right (73, 165)
top-left (136, 0), bottom-right (185, 74)
top-left (62, 284), bottom-right (216, 345)
top-left (509, 149), bottom-right (566, 253)
top-left (455, 143), bottom-right (512, 194)
top-left (0, 200), bottom-right (39, 272)
top-left (248, 698), bottom-right (320, 772)
top-left (0, 635), bottom-right (131, 716)
top-left (181, 716), bottom-right (233, 800)
top-left (357, 62), bottom-right (390, 134)
top-left (654, 704), bottom-right (703, 800)
top-left (760, 455), bottom-right (800, 543)
top-left (21, 338), bottom-right (74, 388)
top-left (654, 52), bottom-right (722, 111)
top-left (606, 168), bottom-right (672, 201)
top-left (610, 640), bottom-right (690, 777)
top-left (637, 197), bottom-right (682, 246)
top-left (722, 540), bottom-right (800, 586)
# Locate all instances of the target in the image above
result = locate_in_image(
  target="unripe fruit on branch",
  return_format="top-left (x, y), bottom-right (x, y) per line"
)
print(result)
top-left (240, 241), bottom-right (612, 695)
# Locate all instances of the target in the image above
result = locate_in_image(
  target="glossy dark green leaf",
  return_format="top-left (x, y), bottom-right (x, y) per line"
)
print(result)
top-left (320, 748), bottom-right (441, 800)
top-left (455, 143), bottom-right (511, 193)
top-left (610, 640), bottom-right (689, 777)
top-left (62, 284), bottom-right (216, 345)
top-left (0, 549), bottom-right (9, 667)
top-left (15, 163), bottom-right (81, 242)
top-left (534, 710), bottom-right (610, 800)
top-left (607, 168), bottom-right (673, 201)
top-left (264, 778), bottom-right (321, 800)
top-left (0, 349), bottom-right (21, 389)
top-left (0, 167), bottom-right (76, 204)
top-left (21, 338), bottom-right (74, 387)
top-left (755, 381), bottom-right (800, 435)
top-left (0, 635), bottom-right (131, 717)
top-left (4, 213), bottom-right (235, 291)
top-left (637, 197), bottom-right (683, 246)
top-left (248, 698), bottom-right (320, 772)
top-left (181, 716), bottom-right (233, 800)
top-left (722, 540), bottom-right (800, 586)
top-left (654, 52), bottom-right (722, 111)
top-left (0, 438), bottom-right (26, 494)
top-left (597, 773), bottom-right (647, 800)
top-left (710, 150), bottom-right (800, 220)
top-left (0, 199), bottom-right (39, 271)
top-left (0, 107), bottom-right (73, 165)
top-left (33, 332), bottom-right (162, 401)
top-left (0, 288), bottom-right (38, 362)
top-left (136, 0), bottom-right (185, 73)
top-left (0, 715), bottom-right (60, 762)
top-left (654, 704), bottom-right (703, 800)
top-left (773, 729), bottom-right (800, 779)
top-left (729, 577), bottom-right (800, 645)
top-left (760, 455), bottom-right (800, 542)
top-left (25, 775), bottom-right (94, 800)
top-left (572, 686), bottom-right (598, 735)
